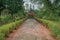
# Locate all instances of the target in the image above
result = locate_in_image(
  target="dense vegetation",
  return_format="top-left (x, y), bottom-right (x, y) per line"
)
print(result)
top-left (0, 0), bottom-right (26, 40)
top-left (33, 0), bottom-right (60, 21)
top-left (32, 0), bottom-right (60, 40)
top-left (0, 0), bottom-right (25, 26)
top-left (0, 18), bottom-right (26, 40)
top-left (0, 0), bottom-right (60, 40)
top-left (35, 18), bottom-right (60, 40)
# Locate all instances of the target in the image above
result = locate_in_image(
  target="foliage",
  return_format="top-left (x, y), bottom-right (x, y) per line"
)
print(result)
top-left (0, 0), bottom-right (24, 13)
top-left (0, 0), bottom-right (25, 26)
top-left (35, 18), bottom-right (60, 40)
top-left (0, 18), bottom-right (26, 40)
top-left (31, 0), bottom-right (60, 21)
top-left (0, 11), bottom-right (25, 26)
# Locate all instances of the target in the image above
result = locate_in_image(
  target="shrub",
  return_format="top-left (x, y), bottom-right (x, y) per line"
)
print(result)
top-left (35, 17), bottom-right (60, 40)
top-left (0, 18), bottom-right (26, 40)
top-left (0, 33), bottom-right (5, 40)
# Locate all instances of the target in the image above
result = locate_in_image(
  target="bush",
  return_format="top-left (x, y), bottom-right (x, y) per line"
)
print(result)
top-left (35, 17), bottom-right (60, 40)
top-left (0, 18), bottom-right (26, 40)
top-left (0, 33), bottom-right (5, 40)
top-left (0, 14), bottom-right (25, 26)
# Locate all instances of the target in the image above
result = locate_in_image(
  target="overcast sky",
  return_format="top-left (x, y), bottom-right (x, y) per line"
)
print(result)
top-left (23, 0), bottom-right (54, 10)
top-left (23, 0), bottom-right (39, 10)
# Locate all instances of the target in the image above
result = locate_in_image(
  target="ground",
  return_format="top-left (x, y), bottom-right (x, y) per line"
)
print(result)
top-left (5, 19), bottom-right (56, 40)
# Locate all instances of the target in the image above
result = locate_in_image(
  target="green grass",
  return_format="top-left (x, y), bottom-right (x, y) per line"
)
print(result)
top-left (35, 17), bottom-right (60, 40)
top-left (0, 18), bottom-right (26, 40)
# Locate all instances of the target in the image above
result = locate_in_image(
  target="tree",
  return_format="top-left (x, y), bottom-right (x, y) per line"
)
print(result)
top-left (31, 0), bottom-right (60, 20)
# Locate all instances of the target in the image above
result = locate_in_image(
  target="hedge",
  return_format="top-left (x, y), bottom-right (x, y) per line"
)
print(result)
top-left (35, 18), bottom-right (60, 40)
top-left (0, 18), bottom-right (26, 40)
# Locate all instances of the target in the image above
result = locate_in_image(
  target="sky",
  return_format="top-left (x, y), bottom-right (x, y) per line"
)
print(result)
top-left (23, 0), bottom-right (54, 10)
top-left (23, 0), bottom-right (39, 10)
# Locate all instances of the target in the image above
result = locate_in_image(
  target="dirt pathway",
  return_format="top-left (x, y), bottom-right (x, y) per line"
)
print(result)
top-left (6, 19), bottom-right (56, 40)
